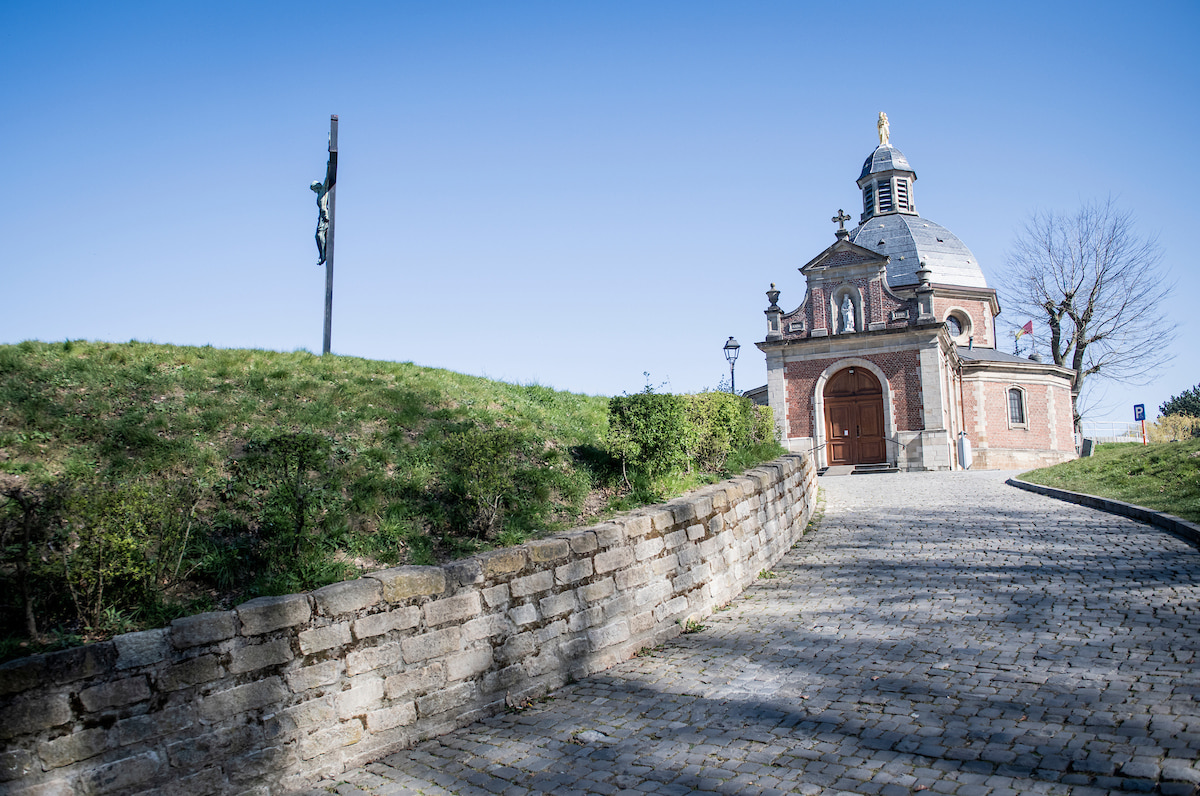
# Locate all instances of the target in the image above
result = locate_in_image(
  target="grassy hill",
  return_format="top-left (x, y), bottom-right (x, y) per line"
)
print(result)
top-left (1019, 439), bottom-right (1200, 523)
top-left (0, 340), bottom-right (778, 660)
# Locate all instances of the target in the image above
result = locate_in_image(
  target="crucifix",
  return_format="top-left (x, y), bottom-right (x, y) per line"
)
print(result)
top-left (832, 209), bottom-right (851, 231)
top-left (311, 115), bottom-right (338, 356)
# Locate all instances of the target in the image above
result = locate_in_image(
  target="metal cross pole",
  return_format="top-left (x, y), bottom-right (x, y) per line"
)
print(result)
top-left (322, 115), bottom-right (338, 356)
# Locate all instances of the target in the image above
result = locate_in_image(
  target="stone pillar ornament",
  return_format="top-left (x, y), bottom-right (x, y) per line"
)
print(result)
top-left (832, 209), bottom-right (851, 239)
top-left (878, 112), bottom-right (890, 147)
top-left (915, 261), bottom-right (936, 323)
top-left (765, 283), bottom-right (782, 340)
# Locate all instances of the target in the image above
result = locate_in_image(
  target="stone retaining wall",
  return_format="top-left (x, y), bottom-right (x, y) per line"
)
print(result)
top-left (0, 454), bottom-right (816, 796)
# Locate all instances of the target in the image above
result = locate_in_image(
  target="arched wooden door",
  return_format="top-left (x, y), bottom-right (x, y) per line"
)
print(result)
top-left (824, 367), bottom-right (886, 465)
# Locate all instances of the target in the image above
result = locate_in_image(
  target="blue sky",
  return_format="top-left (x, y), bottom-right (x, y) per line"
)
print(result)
top-left (6, 1), bottom-right (1198, 423)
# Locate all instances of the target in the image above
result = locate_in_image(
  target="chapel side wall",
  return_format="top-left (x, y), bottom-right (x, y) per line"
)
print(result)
top-left (967, 378), bottom-right (1077, 470)
top-left (0, 455), bottom-right (817, 796)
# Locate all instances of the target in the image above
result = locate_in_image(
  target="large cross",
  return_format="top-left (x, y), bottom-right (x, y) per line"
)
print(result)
top-left (832, 209), bottom-right (851, 231)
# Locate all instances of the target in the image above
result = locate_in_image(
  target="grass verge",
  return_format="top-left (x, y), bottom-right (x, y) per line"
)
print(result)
top-left (1018, 440), bottom-right (1200, 524)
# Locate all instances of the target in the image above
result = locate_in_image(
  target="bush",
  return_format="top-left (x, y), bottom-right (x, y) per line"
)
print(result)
top-left (1149, 415), bottom-right (1200, 442)
top-left (1160, 384), bottom-right (1200, 419)
top-left (605, 391), bottom-right (779, 484)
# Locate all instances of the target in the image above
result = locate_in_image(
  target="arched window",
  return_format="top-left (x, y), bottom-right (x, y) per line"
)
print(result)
top-left (1008, 387), bottom-right (1027, 427)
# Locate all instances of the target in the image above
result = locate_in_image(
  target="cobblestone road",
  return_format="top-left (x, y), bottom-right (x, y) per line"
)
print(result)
top-left (307, 471), bottom-right (1200, 796)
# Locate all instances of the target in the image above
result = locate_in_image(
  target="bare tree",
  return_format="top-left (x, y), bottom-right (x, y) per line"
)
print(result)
top-left (1000, 198), bottom-right (1174, 430)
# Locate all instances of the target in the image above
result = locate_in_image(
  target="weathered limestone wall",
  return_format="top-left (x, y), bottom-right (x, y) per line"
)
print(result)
top-left (0, 454), bottom-right (816, 796)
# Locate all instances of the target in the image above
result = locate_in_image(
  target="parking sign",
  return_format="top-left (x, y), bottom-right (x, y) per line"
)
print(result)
top-left (1134, 404), bottom-right (1145, 421)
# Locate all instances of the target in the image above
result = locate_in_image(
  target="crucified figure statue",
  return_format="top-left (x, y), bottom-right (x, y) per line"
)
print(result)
top-left (311, 148), bottom-right (337, 265)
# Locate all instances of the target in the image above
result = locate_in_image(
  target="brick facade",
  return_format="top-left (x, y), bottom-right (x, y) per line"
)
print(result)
top-left (784, 349), bottom-right (923, 438)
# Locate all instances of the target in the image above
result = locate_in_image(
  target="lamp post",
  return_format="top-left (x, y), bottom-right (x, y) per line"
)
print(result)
top-left (723, 336), bottom-right (740, 394)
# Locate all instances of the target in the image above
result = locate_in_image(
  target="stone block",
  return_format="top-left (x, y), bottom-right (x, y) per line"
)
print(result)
top-left (0, 656), bottom-right (46, 698)
top-left (423, 591), bottom-right (482, 626)
top-left (669, 502), bottom-right (697, 525)
top-left (567, 605), bottom-right (605, 633)
top-left (479, 548), bottom-right (528, 578)
top-left (462, 613), bottom-right (508, 643)
top-left (535, 619), bottom-right (567, 645)
top-left (587, 620), bottom-right (630, 650)
top-left (655, 595), bottom-right (689, 622)
top-left (648, 509), bottom-right (675, 533)
top-left (366, 701), bottom-right (417, 733)
top-left (115, 708), bottom-right (193, 746)
top-left (555, 558), bottom-right (592, 585)
top-left (510, 570), bottom-right (553, 598)
top-left (563, 530), bottom-right (597, 554)
top-left (299, 720), bottom-right (363, 761)
top-left (170, 611), bottom-right (237, 649)
top-left (352, 606), bottom-right (420, 640)
top-left (446, 646), bottom-right (494, 681)
top-left (401, 626), bottom-right (461, 664)
top-left (620, 514), bottom-right (653, 538)
top-left (444, 558), bottom-right (484, 586)
top-left (166, 725), bottom-right (258, 769)
top-left (594, 547), bottom-right (633, 574)
top-left (160, 653), bottom-right (223, 691)
top-left (385, 662), bottom-right (445, 699)
top-left (482, 663), bottom-right (526, 693)
top-left (79, 751), bottom-right (162, 794)
top-left (199, 677), bottom-right (286, 723)
top-left (42, 643), bottom-right (116, 687)
top-left (298, 621), bottom-right (352, 654)
top-left (527, 538), bottom-right (570, 562)
top-left (416, 681), bottom-right (475, 717)
top-left (38, 727), bottom-right (109, 769)
top-left (237, 594), bottom-right (312, 636)
top-left (368, 566), bottom-right (446, 603)
top-left (593, 524), bottom-right (624, 548)
top-left (481, 583), bottom-right (510, 609)
top-left (337, 675), bottom-right (385, 718)
top-left (0, 748), bottom-right (37, 782)
top-left (614, 562), bottom-right (652, 590)
top-left (228, 638), bottom-right (294, 674)
top-left (346, 641), bottom-right (404, 676)
top-left (113, 629), bottom-right (169, 670)
top-left (508, 603), bottom-right (539, 626)
top-left (578, 578), bottom-right (614, 604)
top-left (634, 537), bottom-right (665, 561)
top-left (539, 591), bottom-right (576, 618)
top-left (498, 632), bottom-right (535, 663)
top-left (651, 553), bottom-right (680, 577)
top-left (636, 581), bottom-right (671, 608)
top-left (139, 766), bottom-right (228, 796)
top-left (561, 637), bottom-right (588, 660)
top-left (79, 675), bottom-right (151, 712)
top-left (525, 648), bottom-right (563, 677)
top-left (664, 529), bottom-right (687, 549)
top-left (286, 659), bottom-right (343, 693)
top-left (266, 695), bottom-right (335, 736)
top-left (314, 579), bottom-right (381, 616)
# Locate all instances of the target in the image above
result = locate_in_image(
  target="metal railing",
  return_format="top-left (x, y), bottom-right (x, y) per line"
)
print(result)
top-left (1080, 421), bottom-right (1142, 444)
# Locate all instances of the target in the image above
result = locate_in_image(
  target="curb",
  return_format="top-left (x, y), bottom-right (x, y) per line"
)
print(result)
top-left (1006, 477), bottom-right (1200, 550)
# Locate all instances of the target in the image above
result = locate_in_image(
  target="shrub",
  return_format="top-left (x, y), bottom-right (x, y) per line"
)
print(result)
top-left (1160, 384), bottom-right (1200, 419)
top-left (1149, 414), bottom-right (1200, 442)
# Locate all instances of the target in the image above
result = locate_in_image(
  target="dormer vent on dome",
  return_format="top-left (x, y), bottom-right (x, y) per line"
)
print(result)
top-left (857, 114), bottom-right (917, 223)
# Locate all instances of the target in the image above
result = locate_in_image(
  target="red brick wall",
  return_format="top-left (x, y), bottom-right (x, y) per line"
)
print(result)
top-left (967, 380), bottom-right (1075, 453)
top-left (933, 297), bottom-right (993, 348)
top-left (784, 350), bottom-right (924, 438)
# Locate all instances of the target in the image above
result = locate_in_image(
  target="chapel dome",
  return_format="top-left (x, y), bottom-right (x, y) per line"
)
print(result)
top-left (849, 214), bottom-right (988, 289)
top-left (859, 145), bottom-right (913, 180)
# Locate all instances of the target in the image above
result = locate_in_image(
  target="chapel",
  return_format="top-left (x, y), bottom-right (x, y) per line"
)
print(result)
top-left (756, 114), bottom-right (1077, 471)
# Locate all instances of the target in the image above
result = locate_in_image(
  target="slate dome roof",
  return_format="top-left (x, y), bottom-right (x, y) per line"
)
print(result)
top-left (849, 214), bottom-right (988, 289)
top-left (859, 145), bottom-right (913, 180)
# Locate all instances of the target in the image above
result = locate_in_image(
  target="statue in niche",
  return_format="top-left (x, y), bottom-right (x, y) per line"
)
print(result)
top-left (840, 294), bottom-right (856, 333)
top-left (878, 111), bottom-right (890, 147)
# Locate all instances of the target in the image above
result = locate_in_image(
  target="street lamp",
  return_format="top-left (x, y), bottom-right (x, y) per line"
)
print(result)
top-left (723, 336), bottom-right (740, 394)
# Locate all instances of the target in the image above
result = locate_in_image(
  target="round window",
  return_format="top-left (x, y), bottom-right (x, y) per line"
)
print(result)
top-left (946, 315), bottom-right (963, 337)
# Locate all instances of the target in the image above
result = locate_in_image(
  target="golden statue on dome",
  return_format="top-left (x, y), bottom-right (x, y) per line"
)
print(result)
top-left (877, 112), bottom-right (890, 146)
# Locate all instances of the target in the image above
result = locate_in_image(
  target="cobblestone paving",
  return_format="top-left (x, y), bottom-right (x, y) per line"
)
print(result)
top-left (307, 471), bottom-right (1200, 796)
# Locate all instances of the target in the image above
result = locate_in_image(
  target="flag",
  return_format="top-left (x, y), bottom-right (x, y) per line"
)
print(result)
top-left (1015, 320), bottom-right (1033, 339)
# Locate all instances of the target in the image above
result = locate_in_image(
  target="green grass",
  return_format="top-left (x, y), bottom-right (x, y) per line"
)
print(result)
top-left (0, 340), bottom-right (782, 659)
top-left (1019, 440), bottom-right (1200, 523)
